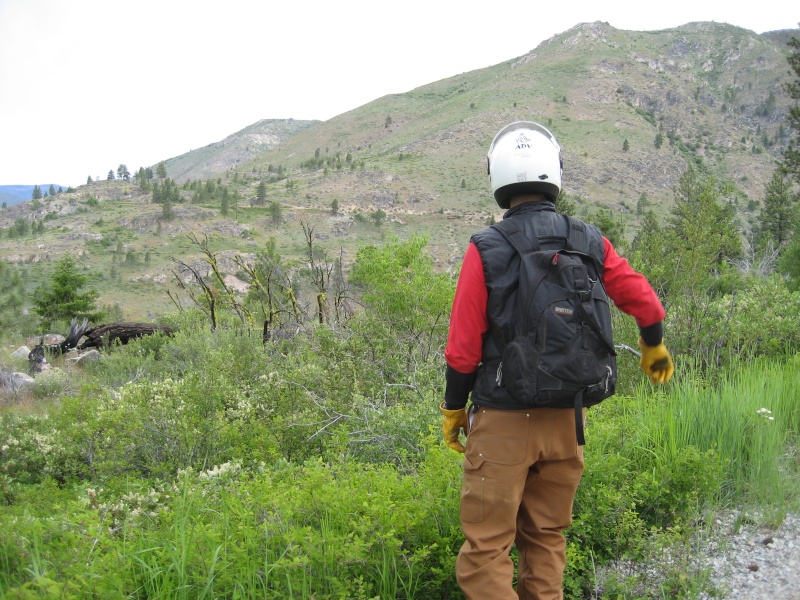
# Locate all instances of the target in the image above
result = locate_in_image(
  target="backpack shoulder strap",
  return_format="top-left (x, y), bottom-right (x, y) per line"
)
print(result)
top-left (489, 218), bottom-right (552, 350)
top-left (564, 215), bottom-right (588, 252)
top-left (491, 217), bottom-right (540, 255)
top-left (564, 215), bottom-right (604, 273)
top-left (564, 216), bottom-right (616, 356)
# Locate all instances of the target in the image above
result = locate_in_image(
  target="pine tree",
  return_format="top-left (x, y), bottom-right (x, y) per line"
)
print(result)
top-left (640, 168), bottom-right (742, 298)
top-left (0, 259), bottom-right (25, 329)
top-left (671, 168), bottom-right (742, 263)
top-left (781, 35), bottom-right (800, 184)
top-left (770, 34), bottom-right (800, 287)
top-left (757, 170), bottom-right (797, 249)
top-left (221, 194), bottom-right (230, 217)
top-left (587, 208), bottom-right (625, 248)
top-left (371, 209), bottom-right (386, 227)
top-left (232, 190), bottom-right (241, 219)
top-left (32, 255), bottom-right (102, 329)
top-left (554, 190), bottom-right (577, 216)
top-left (637, 192), bottom-right (650, 214)
top-left (31, 185), bottom-right (42, 200)
top-left (269, 201), bottom-right (283, 226)
top-left (256, 181), bottom-right (267, 206)
top-left (13, 218), bottom-right (29, 237)
top-left (162, 196), bottom-right (175, 220)
top-left (151, 181), bottom-right (162, 203)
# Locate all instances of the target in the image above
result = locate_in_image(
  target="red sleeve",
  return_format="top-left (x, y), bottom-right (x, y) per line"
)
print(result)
top-left (602, 237), bottom-right (665, 327)
top-left (444, 242), bottom-right (488, 374)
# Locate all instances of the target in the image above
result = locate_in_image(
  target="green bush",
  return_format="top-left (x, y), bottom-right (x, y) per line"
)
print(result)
top-left (705, 275), bottom-right (800, 359)
top-left (0, 413), bottom-right (77, 486)
top-left (0, 439), bottom-right (465, 599)
top-left (31, 368), bottom-right (76, 400)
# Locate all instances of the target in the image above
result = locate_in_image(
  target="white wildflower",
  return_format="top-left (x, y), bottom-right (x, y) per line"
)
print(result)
top-left (756, 408), bottom-right (775, 421)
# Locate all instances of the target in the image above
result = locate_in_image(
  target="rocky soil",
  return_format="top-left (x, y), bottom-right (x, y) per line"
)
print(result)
top-left (598, 511), bottom-right (800, 598)
top-left (703, 512), bottom-right (800, 599)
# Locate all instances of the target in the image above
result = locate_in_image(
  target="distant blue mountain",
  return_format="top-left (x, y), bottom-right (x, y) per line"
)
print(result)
top-left (0, 185), bottom-right (67, 206)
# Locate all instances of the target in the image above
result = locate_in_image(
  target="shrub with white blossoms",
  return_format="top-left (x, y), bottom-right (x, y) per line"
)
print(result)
top-left (0, 413), bottom-right (71, 484)
top-left (197, 460), bottom-right (242, 481)
top-left (94, 484), bottom-right (173, 535)
top-left (86, 376), bottom-right (229, 478)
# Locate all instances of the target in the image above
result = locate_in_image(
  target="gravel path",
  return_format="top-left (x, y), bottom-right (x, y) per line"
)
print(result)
top-left (703, 513), bottom-right (800, 599)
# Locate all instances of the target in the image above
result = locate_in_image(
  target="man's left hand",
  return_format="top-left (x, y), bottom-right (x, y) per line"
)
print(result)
top-left (638, 338), bottom-right (675, 384)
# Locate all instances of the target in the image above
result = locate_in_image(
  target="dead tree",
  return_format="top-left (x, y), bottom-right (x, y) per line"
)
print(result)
top-left (168, 234), bottom-right (250, 331)
top-left (232, 250), bottom-right (302, 343)
top-left (28, 317), bottom-right (91, 373)
top-left (301, 220), bottom-right (334, 325)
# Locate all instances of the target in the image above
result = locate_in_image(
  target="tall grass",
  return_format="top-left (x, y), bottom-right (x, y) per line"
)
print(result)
top-left (621, 357), bottom-right (800, 512)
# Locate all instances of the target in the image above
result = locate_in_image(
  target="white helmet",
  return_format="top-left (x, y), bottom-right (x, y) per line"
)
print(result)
top-left (487, 121), bottom-right (562, 209)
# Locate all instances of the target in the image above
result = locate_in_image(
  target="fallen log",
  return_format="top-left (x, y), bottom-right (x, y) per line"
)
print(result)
top-left (77, 322), bottom-right (174, 350)
top-left (28, 320), bottom-right (174, 374)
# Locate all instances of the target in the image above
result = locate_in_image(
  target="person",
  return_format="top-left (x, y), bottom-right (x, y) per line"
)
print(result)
top-left (440, 121), bottom-right (674, 600)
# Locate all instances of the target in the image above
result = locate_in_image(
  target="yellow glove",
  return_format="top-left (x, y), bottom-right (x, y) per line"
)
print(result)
top-left (439, 403), bottom-right (469, 453)
top-left (638, 338), bottom-right (675, 384)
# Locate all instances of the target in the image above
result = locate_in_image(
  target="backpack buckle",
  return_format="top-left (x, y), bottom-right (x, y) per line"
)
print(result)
top-left (604, 365), bottom-right (613, 393)
top-left (587, 366), bottom-right (614, 395)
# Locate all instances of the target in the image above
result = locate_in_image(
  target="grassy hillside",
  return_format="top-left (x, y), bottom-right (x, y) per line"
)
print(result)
top-left (241, 22), bottom-right (792, 212)
top-left (0, 21), bottom-right (796, 324)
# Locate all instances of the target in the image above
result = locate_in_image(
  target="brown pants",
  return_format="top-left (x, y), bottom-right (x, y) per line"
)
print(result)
top-left (456, 406), bottom-right (584, 600)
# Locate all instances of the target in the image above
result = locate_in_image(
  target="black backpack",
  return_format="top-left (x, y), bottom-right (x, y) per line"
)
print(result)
top-left (490, 216), bottom-right (617, 445)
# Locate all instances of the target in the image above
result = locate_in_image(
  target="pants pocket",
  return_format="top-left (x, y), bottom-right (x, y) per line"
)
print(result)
top-left (469, 408), bottom-right (528, 465)
top-left (460, 453), bottom-right (486, 523)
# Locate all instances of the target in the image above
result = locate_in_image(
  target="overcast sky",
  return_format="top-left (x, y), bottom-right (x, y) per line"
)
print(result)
top-left (0, 0), bottom-right (797, 188)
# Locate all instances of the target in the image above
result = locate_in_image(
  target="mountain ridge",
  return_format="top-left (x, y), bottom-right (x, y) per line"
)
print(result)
top-left (222, 21), bottom-right (793, 213)
top-left (1, 21), bottom-right (797, 320)
top-left (161, 118), bottom-right (320, 182)
top-left (1, 185), bottom-right (68, 206)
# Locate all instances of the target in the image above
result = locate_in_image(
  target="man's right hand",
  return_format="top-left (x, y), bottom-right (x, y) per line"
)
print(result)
top-left (439, 403), bottom-right (469, 453)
